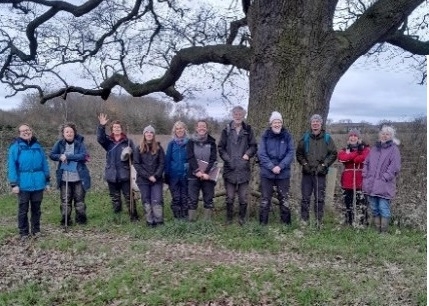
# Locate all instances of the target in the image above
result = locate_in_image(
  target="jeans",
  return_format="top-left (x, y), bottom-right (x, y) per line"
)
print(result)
top-left (367, 195), bottom-right (391, 218)
top-left (138, 180), bottom-right (164, 224)
top-left (168, 176), bottom-right (188, 219)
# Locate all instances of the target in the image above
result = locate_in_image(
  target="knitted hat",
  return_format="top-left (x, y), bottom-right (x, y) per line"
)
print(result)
top-left (348, 128), bottom-right (361, 138)
top-left (269, 111), bottom-right (283, 124)
top-left (310, 114), bottom-right (323, 123)
top-left (143, 125), bottom-right (155, 134)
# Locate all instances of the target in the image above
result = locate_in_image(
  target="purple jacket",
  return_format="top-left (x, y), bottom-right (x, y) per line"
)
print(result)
top-left (362, 140), bottom-right (401, 199)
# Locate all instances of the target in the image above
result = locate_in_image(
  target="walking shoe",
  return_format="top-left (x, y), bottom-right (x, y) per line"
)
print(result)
top-left (20, 235), bottom-right (29, 243)
top-left (300, 220), bottom-right (309, 228)
top-left (32, 232), bottom-right (42, 239)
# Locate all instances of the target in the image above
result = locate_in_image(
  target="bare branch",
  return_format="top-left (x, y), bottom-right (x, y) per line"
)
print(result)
top-left (385, 32), bottom-right (429, 55)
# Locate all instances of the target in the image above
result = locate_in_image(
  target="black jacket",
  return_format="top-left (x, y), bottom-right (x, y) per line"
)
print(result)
top-left (218, 121), bottom-right (257, 184)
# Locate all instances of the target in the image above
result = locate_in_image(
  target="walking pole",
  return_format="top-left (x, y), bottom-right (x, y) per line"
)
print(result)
top-left (352, 163), bottom-right (357, 226)
top-left (129, 157), bottom-right (135, 220)
top-left (126, 127), bottom-right (134, 220)
top-left (315, 172), bottom-right (320, 230)
top-left (64, 171), bottom-right (69, 233)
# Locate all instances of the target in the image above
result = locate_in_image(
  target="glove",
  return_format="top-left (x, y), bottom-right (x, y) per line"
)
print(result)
top-left (303, 164), bottom-right (312, 174)
top-left (120, 146), bottom-right (133, 161)
top-left (316, 164), bottom-right (328, 176)
top-left (357, 144), bottom-right (365, 152)
top-left (11, 186), bottom-right (20, 194)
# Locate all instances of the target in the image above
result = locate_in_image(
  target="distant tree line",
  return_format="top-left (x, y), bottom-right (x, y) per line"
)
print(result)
top-left (0, 93), bottom-right (230, 146)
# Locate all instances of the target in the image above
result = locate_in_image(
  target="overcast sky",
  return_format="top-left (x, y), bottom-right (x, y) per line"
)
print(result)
top-left (0, 0), bottom-right (426, 124)
top-left (0, 54), bottom-right (426, 125)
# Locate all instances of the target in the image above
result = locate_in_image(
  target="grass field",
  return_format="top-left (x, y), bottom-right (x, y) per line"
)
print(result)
top-left (0, 190), bottom-right (426, 306)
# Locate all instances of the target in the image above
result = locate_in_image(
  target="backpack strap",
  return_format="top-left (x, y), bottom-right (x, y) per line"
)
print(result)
top-left (304, 132), bottom-right (330, 154)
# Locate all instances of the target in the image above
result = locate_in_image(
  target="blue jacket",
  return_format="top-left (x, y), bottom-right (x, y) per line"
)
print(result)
top-left (258, 128), bottom-right (295, 179)
top-left (49, 134), bottom-right (91, 191)
top-left (164, 138), bottom-right (188, 180)
top-left (7, 137), bottom-right (50, 191)
top-left (97, 124), bottom-right (134, 183)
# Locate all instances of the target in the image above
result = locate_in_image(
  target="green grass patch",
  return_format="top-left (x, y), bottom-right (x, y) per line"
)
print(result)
top-left (0, 192), bottom-right (426, 305)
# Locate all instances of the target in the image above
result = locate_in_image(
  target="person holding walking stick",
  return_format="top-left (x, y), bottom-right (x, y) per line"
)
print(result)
top-left (97, 113), bottom-right (138, 221)
top-left (338, 128), bottom-right (370, 226)
top-left (7, 123), bottom-right (50, 241)
top-left (296, 114), bottom-right (337, 228)
top-left (50, 122), bottom-right (91, 227)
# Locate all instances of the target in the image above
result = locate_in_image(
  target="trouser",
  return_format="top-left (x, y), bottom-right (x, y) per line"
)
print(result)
top-left (342, 189), bottom-right (368, 225)
top-left (168, 177), bottom-right (188, 219)
top-left (17, 190), bottom-right (43, 237)
top-left (188, 179), bottom-right (215, 210)
top-left (108, 181), bottom-right (131, 214)
top-left (225, 181), bottom-right (249, 222)
top-left (138, 181), bottom-right (164, 225)
top-left (259, 177), bottom-right (291, 225)
top-left (60, 180), bottom-right (87, 224)
top-left (301, 174), bottom-right (326, 223)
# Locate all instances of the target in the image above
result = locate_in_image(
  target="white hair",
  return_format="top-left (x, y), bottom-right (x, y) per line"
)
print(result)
top-left (380, 126), bottom-right (400, 145)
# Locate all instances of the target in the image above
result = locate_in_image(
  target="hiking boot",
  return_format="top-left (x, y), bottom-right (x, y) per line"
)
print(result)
top-left (188, 210), bottom-right (197, 222)
top-left (32, 232), bottom-right (42, 239)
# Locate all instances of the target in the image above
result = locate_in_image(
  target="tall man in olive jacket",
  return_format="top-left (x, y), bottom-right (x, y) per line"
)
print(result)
top-left (218, 106), bottom-right (257, 225)
top-left (296, 114), bottom-right (337, 227)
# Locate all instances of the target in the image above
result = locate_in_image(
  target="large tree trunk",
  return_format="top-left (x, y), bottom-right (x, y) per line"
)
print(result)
top-left (246, 0), bottom-right (352, 138)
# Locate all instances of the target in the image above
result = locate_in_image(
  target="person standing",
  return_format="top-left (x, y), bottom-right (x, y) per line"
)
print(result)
top-left (7, 124), bottom-right (50, 241)
top-left (218, 106), bottom-right (257, 225)
top-left (49, 122), bottom-right (91, 226)
top-left (257, 111), bottom-right (295, 225)
top-left (97, 113), bottom-right (138, 221)
top-left (134, 125), bottom-right (165, 227)
top-left (187, 120), bottom-right (218, 222)
top-left (164, 121), bottom-right (189, 220)
top-left (363, 125), bottom-right (401, 233)
top-left (338, 128), bottom-right (370, 226)
top-left (296, 114), bottom-right (337, 228)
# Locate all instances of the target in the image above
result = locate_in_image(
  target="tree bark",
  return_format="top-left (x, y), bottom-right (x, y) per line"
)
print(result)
top-left (247, 0), bottom-right (345, 138)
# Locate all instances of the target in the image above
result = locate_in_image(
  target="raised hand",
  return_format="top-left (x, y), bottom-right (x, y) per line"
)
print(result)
top-left (98, 113), bottom-right (109, 125)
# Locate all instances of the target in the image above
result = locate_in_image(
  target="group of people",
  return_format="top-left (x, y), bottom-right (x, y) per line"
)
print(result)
top-left (7, 107), bottom-right (401, 240)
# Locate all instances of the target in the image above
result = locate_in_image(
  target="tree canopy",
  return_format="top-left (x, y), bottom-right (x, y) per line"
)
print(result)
top-left (0, 0), bottom-right (427, 134)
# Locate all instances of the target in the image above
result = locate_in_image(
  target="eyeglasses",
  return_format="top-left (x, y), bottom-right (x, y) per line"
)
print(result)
top-left (19, 129), bottom-right (31, 133)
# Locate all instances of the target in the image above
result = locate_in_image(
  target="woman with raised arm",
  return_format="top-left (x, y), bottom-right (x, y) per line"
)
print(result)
top-left (96, 113), bottom-right (138, 221)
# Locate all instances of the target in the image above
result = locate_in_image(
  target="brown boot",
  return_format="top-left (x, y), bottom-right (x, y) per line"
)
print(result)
top-left (380, 218), bottom-right (389, 234)
top-left (373, 217), bottom-right (381, 232)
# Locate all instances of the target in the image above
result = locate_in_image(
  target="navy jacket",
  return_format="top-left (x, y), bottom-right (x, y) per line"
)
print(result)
top-left (97, 124), bottom-right (134, 183)
top-left (49, 134), bottom-right (91, 191)
top-left (258, 128), bottom-right (295, 179)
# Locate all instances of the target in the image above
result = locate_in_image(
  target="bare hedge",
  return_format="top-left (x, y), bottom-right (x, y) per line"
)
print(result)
top-left (0, 121), bottom-right (426, 230)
